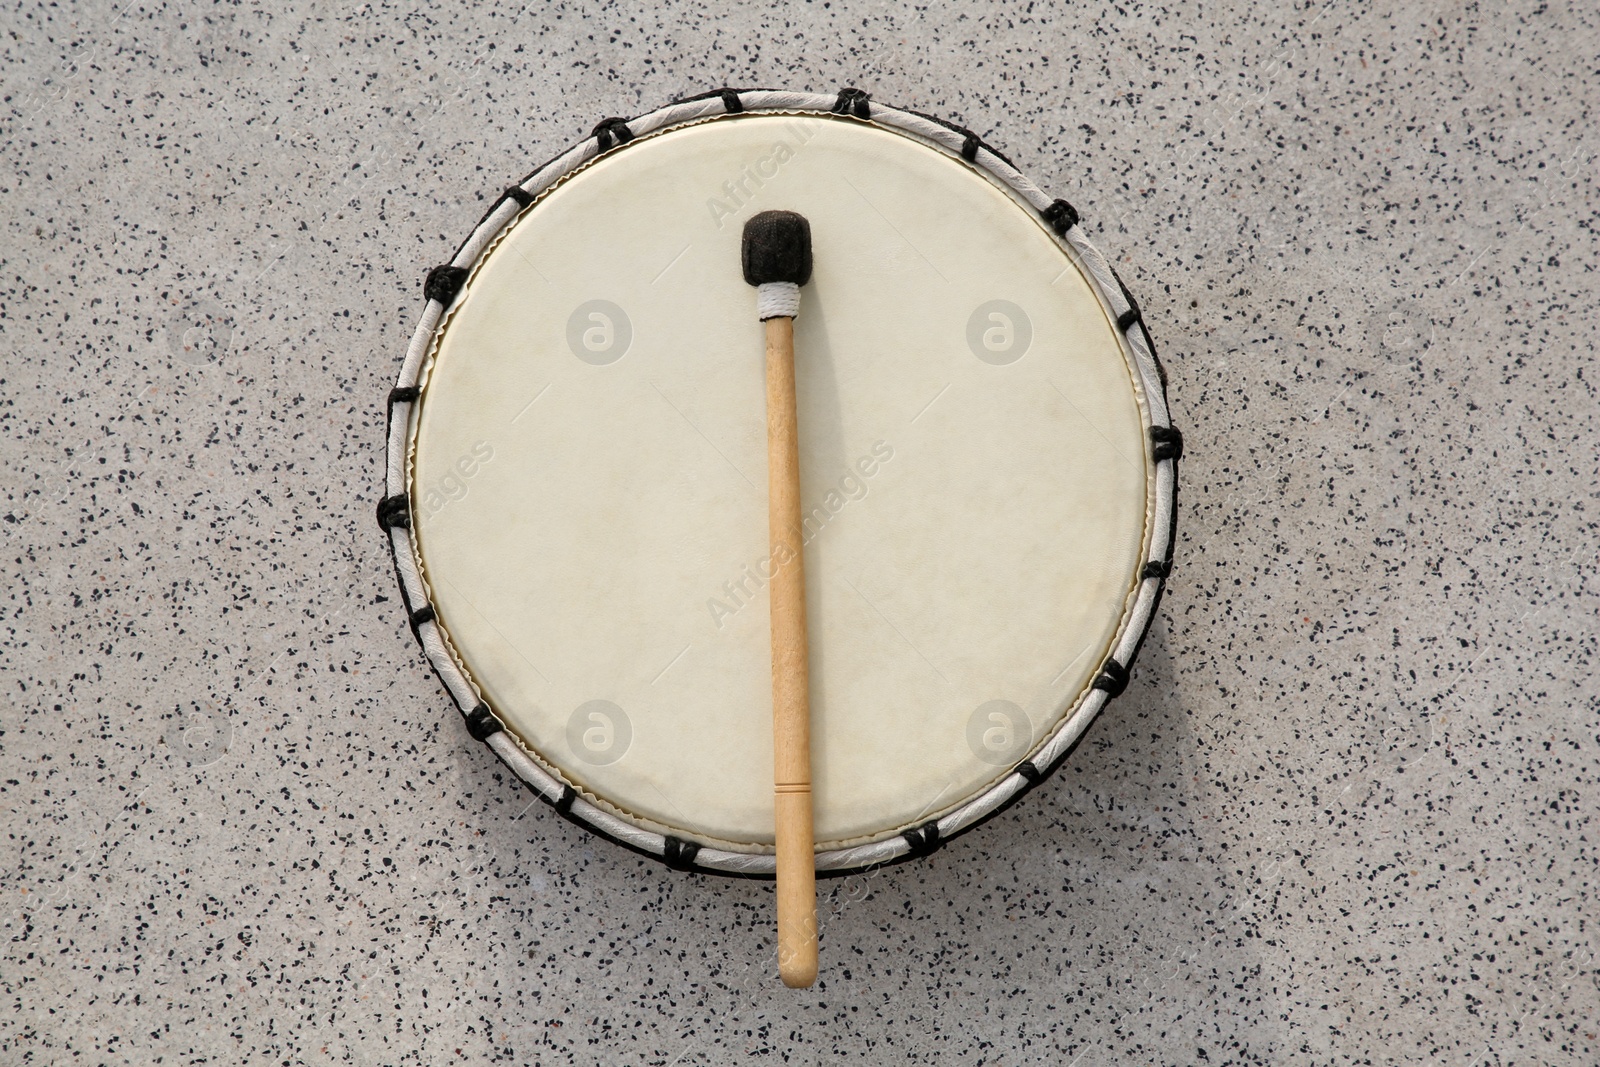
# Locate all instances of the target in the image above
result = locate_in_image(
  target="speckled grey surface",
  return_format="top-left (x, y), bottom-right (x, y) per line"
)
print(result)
top-left (2, 2), bottom-right (1596, 1064)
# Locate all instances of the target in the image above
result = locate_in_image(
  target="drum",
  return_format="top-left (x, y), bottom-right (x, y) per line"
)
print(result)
top-left (379, 88), bottom-right (1180, 876)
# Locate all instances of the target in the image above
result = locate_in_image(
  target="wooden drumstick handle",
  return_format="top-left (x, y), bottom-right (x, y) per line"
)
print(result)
top-left (765, 314), bottom-right (817, 989)
top-left (742, 209), bottom-right (817, 989)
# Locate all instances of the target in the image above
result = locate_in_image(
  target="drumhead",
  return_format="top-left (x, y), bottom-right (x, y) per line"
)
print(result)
top-left (381, 90), bottom-right (1179, 875)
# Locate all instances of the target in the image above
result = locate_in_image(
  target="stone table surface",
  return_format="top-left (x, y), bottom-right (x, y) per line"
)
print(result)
top-left (2, 2), bottom-right (1596, 1064)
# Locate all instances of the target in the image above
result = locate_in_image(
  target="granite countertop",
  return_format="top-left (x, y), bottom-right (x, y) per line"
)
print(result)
top-left (1, 2), bottom-right (1595, 1064)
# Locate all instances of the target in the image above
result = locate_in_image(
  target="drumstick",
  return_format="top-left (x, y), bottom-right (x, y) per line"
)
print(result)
top-left (742, 210), bottom-right (818, 989)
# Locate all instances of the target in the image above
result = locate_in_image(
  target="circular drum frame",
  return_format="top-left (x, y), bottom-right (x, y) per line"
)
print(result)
top-left (378, 87), bottom-right (1181, 878)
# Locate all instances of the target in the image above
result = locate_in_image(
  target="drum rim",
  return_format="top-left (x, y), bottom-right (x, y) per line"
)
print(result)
top-left (378, 88), bottom-right (1181, 878)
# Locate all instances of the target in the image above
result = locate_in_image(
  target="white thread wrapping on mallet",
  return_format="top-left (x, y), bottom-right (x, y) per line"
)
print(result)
top-left (756, 281), bottom-right (801, 321)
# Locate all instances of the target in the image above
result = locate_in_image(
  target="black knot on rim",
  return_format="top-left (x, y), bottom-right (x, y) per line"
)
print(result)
top-left (719, 89), bottom-right (743, 113)
top-left (386, 386), bottom-right (419, 421)
top-left (1142, 559), bottom-right (1173, 580)
top-left (408, 604), bottom-right (435, 642)
top-left (376, 493), bottom-right (411, 531)
top-left (1092, 657), bottom-right (1130, 698)
top-left (902, 819), bottom-right (943, 858)
top-left (423, 264), bottom-right (470, 307)
top-left (662, 836), bottom-right (700, 871)
top-left (555, 784), bottom-right (576, 813)
top-left (961, 131), bottom-right (982, 162)
top-left (501, 185), bottom-right (534, 209)
top-left (1150, 424), bottom-right (1184, 462)
top-left (1015, 760), bottom-right (1042, 784)
top-left (832, 87), bottom-right (871, 119)
top-left (464, 702), bottom-right (502, 741)
top-left (1043, 198), bottom-right (1080, 235)
top-left (591, 116), bottom-right (635, 150)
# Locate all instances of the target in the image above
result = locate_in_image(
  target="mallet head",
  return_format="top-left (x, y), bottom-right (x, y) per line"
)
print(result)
top-left (742, 210), bottom-right (813, 288)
